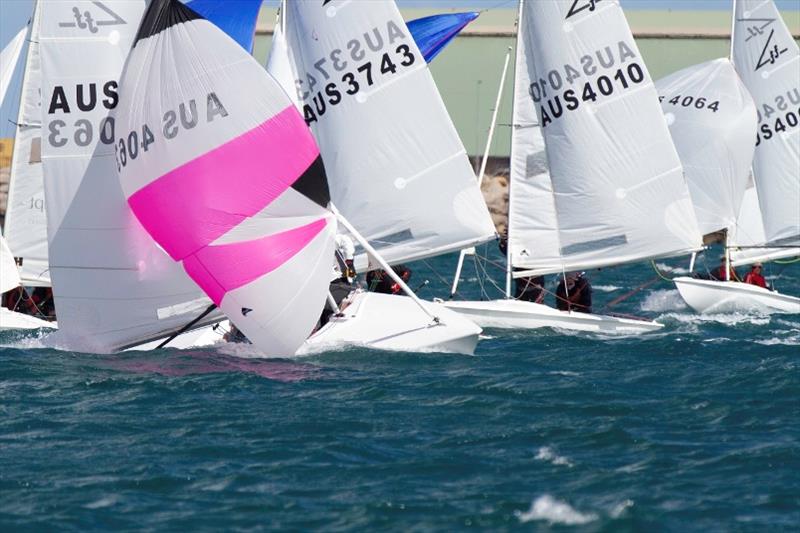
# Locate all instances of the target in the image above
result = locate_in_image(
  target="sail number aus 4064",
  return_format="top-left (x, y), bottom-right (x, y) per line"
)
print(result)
top-left (658, 94), bottom-right (721, 113)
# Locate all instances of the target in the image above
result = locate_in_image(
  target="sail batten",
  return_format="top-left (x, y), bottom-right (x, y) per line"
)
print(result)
top-left (508, 0), bottom-right (703, 274)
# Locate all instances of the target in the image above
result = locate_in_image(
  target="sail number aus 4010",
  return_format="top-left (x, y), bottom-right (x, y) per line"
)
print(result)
top-left (658, 94), bottom-right (720, 113)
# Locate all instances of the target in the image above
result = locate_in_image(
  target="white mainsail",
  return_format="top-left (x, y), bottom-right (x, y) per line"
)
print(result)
top-left (271, 0), bottom-right (496, 270)
top-left (3, 2), bottom-right (50, 286)
top-left (732, 0), bottom-right (800, 246)
top-left (0, 27), bottom-right (27, 106)
top-left (39, 0), bottom-right (220, 352)
top-left (508, 0), bottom-right (702, 277)
top-left (655, 58), bottom-right (757, 238)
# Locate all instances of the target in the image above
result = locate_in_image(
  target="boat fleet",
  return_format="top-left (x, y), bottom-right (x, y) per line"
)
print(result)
top-left (0, 0), bottom-right (797, 356)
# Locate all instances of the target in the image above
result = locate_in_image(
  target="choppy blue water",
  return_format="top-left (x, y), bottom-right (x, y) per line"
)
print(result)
top-left (2, 250), bottom-right (798, 531)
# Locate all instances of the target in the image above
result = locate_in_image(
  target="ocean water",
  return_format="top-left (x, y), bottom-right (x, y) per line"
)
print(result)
top-left (1, 250), bottom-right (798, 531)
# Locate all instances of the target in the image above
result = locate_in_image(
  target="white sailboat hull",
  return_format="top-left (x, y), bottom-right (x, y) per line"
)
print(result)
top-left (441, 299), bottom-right (663, 334)
top-left (0, 308), bottom-right (56, 332)
top-left (674, 276), bottom-right (800, 314)
top-left (303, 291), bottom-right (481, 355)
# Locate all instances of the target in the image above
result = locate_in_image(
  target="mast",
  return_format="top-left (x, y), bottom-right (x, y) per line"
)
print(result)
top-left (505, 0), bottom-right (525, 299)
top-left (450, 45), bottom-right (512, 298)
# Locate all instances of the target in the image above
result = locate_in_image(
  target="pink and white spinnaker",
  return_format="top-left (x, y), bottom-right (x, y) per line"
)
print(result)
top-left (115, 0), bottom-right (336, 355)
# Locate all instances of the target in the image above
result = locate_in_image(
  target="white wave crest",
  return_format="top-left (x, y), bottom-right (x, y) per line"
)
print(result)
top-left (610, 499), bottom-right (634, 518)
top-left (594, 284), bottom-right (621, 293)
top-left (515, 495), bottom-right (598, 525)
top-left (656, 262), bottom-right (689, 275)
top-left (535, 446), bottom-right (574, 467)
top-left (660, 312), bottom-right (771, 327)
top-left (640, 289), bottom-right (688, 312)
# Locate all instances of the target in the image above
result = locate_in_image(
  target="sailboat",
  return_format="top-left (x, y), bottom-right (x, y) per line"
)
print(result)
top-left (0, 233), bottom-right (54, 330)
top-left (673, 0), bottom-right (800, 314)
top-left (36, 0), bottom-right (225, 353)
top-left (444, 0), bottom-right (703, 333)
top-left (267, 0), bottom-right (494, 354)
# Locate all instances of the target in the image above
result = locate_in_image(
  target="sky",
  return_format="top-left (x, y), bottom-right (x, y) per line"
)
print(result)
top-left (1, 0), bottom-right (799, 135)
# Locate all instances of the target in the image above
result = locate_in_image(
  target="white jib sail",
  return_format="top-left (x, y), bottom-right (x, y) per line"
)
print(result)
top-left (0, 235), bottom-right (21, 294)
top-left (656, 58), bottom-right (757, 237)
top-left (509, 0), bottom-right (703, 277)
top-left (116, 0), bottom-right (337, 357)
top-left (0, 27), bottom-right (27, 106)
top-left (730, 180), bottom-right (799, 266)
top-left (272, 0), bottom-right (496, 271)
top-left (732, 0), bottom-right (800, 246)
top-left (3, 2), bottom-right (50, 287)
top-left (39, 0), bottom-right (220, 353)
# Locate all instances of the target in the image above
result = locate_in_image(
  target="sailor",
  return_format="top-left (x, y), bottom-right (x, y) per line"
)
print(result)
top-left (743, 262), bottom-right (768, 289)
top-left (366, 265), bottom-right (411, 295)
top-left (516, 275), bottom-right (546, 303)
top-left (555, 272), bottom-right (592, 313)
top-left (713, 256), bottom-right (738, 282)
top-left (319, 234), bottom-right (359, 327)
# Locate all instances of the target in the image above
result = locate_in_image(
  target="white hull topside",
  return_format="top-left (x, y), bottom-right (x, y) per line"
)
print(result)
top-left (441, 298), bottom-right (663, 334)
top-left (674, 276), bottom-right (800, 315)
top-left (0, 308), bottom-right (56, 332)
top-left (303, 291), bottom-right (482, 356)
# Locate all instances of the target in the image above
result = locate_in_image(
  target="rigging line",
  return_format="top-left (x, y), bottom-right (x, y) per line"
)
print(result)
top-left (601, 276), bottom-right (660, 312)
top-left (155, 304), bottom-right (218, 350)
top-left (775, 257), bottom-right (800, 264)
top-left (421, 258), bottom-right (456, 294)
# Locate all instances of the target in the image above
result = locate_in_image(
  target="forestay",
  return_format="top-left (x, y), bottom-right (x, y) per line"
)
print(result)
top-left (0, 235), bottom-right (21, 294)
top-left (3, 2), bottom-right (50, 286)
top-left (39, 0), bottom-right (221, 353)
top-left (732, 0), bottom-right (800, 246)
top-left (509, 0), bottom-right (702, 277)
top-left (656, 59), bottom-right (757, 237)
top-left (272, 0), bottom-right (495, 271)
top-left (116, 0), bottom-right (336, 356)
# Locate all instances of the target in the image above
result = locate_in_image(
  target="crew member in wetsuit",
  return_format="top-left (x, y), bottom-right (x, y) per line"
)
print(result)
top-left (555, 272), bottom-right (592, 313)
top-left (319, 234), bottom-right (358, 327)
top-left (516, 275), bottom-right (546, 303)
top-left (743, 262), bottom-right (768, 289)
top-left (366, 265), bottom-right (411, 295)
top-left (712, 256), bottom-right (738, 281)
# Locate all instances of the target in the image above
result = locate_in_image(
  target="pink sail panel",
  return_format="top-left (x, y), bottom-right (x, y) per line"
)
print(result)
top-left (182, 217), bottom-right (329, 305)
top-left (128, 106), bottom-right (320, 261)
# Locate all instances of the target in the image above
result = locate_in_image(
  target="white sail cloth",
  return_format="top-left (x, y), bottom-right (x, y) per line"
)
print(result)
top-left (656, 58), bottom-right (757, 238)
top-left (269, 0), bottom-right (496, 271)
top-left (39, 0), bottom-right (222, 353)
top-left (0, 27), bottom-right (26, 107)
top-left (0, 235), bottom-right (21, 294)
top-left (508, 0), bottom-right (702, 277)
top-left (730, 181), bottom-right (799, 266)
top-left (116, 0), bottom-right (336, 356)
top-left (3, 3), bottom-right (50, 287)
top-left (732, 0), bottom-right (800, 246)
